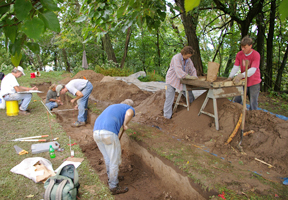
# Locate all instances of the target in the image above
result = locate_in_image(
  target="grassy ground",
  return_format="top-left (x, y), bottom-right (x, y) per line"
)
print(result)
top-left (0, 70), bottom-right (113, 200)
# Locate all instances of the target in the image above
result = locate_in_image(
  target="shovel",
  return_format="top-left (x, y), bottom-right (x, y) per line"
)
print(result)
top-left (237, 60), bottom-right (249, 153)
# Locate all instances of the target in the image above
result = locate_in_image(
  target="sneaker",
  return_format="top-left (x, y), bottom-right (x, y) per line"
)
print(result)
top-left (71, 121), bottom-right (86, 127)
top-left (110, 186), bottom-right (129, 195)
top-left (19, 110), bottom-right (30, 115)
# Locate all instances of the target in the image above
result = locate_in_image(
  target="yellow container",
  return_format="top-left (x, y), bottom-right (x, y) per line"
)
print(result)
top-left (6, 101), bottom-right (19, 116)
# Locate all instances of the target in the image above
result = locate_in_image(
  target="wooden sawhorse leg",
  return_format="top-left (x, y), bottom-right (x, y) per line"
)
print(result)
top-left (173, 84), bottom-right (190, 113)
top-left (198, 89), bottom-right (219, 130)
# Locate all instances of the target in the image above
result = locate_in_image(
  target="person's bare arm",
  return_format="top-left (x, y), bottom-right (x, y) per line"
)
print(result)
top-left (70, 91), bottom-right (83, 104)
top-left (14, 86), bottom-right (38, 92)
top-left (123, 109), bottom-right (135, 131)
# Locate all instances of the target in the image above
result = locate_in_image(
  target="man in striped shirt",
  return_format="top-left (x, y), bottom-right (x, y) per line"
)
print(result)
top-left (163, 46), bottom-right (198, 119)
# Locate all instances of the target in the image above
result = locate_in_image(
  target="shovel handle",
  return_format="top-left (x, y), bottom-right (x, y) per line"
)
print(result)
top-left (119, 128), bottom-right (125, 141)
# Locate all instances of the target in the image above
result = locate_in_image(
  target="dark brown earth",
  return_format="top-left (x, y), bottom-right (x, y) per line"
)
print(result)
top-left (36, 70), bottom-right (288, 199)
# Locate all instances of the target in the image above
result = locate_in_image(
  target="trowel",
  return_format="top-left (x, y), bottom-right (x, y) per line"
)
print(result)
top-left (14, 145), bottom-right (28, 155)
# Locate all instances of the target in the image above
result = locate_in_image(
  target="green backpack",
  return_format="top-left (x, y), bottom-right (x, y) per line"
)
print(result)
top-left (44, 164), bottom-right (80, 200)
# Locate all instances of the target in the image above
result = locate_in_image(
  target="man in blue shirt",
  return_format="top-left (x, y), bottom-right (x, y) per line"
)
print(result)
top-left (93, 99), bottom-right (135, 195)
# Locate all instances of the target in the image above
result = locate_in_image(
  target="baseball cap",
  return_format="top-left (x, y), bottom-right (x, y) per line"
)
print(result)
top-left (56, 85), bottom-right (64, 96)
top-left (17, 66), bottom-right (25, 76)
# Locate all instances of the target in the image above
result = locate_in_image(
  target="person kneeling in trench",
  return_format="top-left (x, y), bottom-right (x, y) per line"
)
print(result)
top-left (45, 84), bottom-right (63, 110)
top-left (56, 79), bottom-right (93, 127)
top-left (93, 99), bottom-right (135, 195)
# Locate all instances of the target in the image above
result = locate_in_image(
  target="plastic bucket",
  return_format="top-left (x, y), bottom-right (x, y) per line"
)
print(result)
top-left (30, 73), bottom-right (35, 78)
top-left (0, 96), bottom-right (5, 109)
top-left (6, 101), bottom-right (19, 116)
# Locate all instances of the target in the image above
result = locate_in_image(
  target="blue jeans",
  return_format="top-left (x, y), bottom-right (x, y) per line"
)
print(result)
top-left (77, 81), bottom-right (93, 122)
top-left (234, 83), bottom-right (260, 110)
top-left (3, 93), bottom-right (32, 111)
top-left (45, 102), bottom-right (58, 110)
top-left (93, 130), bottom-right (121, 189)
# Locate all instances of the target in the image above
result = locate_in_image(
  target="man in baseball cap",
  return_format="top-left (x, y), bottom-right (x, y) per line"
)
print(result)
top-left (56, 78), bottom-right (93, 127)
top-left (1, 66), bottom-right (37, 115)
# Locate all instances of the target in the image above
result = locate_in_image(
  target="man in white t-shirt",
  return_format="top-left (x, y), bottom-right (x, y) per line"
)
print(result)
top-left (1, 66), bottom-right (38, 115)
top-left (56, 79), bottom-right (93, 127)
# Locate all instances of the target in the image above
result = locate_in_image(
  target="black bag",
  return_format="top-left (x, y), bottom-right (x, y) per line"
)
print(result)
top-left (0, 72), bottom-right (4, 80)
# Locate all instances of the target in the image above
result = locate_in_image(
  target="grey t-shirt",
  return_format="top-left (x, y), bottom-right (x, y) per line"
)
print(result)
top-left (46, 90), bottom-right (57, 103)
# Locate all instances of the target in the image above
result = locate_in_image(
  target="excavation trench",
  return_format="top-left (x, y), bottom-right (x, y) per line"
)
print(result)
top-left (54, 109), bottom-right (212, 200)
top-left (36, 82), bottom-right (212, 199)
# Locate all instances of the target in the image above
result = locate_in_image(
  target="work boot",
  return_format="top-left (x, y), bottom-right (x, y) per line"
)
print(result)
top-left (107, 176), bottom-right (124, 185)
top-left (71, 121), bottom-right (85, 127)
top-left (110, 186), bottom-right (129, 195)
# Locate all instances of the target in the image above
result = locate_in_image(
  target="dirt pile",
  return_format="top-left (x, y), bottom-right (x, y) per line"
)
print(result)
top-left (60, 70), bottom-right (104, 85)
top-left (91, 80), bottom-right (152, 106)
top-left (55, 70), bottom-right (288, 184)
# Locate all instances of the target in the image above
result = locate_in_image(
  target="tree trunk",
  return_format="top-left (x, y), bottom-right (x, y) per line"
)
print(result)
top-left (156, 29), bottom-right (161, 68)
top-left (274, 43), bottom-right (288, 91)
top-left (102, 33), bottom-right (117, 64)
top-left (264, 0), bottom-right (276, 92)
top-left (36, 54), bottom-right (43, 71)
top-left (62, 48), bottom-right (70, 72)
top-left (140, 28), bottom-right (146, 73)
top-left (54, 51), bottom-right (58, 69)
top-left (256, 13), bottom-right (265, 91)
top-left (120, 26), bottom-right (132, 69)
top-left (175, 0), bottom-right (203, 76)
top-left (224, 54), bottom-right (233, 76)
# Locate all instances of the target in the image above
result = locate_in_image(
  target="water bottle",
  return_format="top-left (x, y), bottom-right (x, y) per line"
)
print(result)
top-left (49, 145), bottom-right (56, 158)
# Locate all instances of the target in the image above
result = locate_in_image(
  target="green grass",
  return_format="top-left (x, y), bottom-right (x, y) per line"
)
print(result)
top-left (0, 70), bottom-right (113, 199)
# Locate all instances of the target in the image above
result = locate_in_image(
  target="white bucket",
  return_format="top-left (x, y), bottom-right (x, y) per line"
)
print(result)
top-left (0, 96), bottom-right (5, 109)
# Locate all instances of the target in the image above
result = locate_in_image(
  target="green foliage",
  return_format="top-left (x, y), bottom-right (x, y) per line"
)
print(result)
top-left (0, 0), bottom-right (61, 65)
top-left (26, 43), bottom-right (40, 54)
top-left (281, 93), bottom-right (288, 100)
top-left (279, 0), bottom-right (288, 21)
top-left (14, 0), bottom-right (32, 21)
top-left (95, 62), bottom-right (134, 76)
top-left (22, 18), bottom-right (45, 40)
top-left (11, 52), bottom-right (22, 67)
top-left (138, 71), bottom-right (165, 82)
top-left (184, 0), bottom-right (200, 13)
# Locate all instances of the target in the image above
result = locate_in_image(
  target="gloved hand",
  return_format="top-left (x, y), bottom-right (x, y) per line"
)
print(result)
top-left (185, 75), bottom-right (198, 80)
top-left (225, 77), bottom-right (233, 81)
top-left (233, 73), bottom-right (244, 84)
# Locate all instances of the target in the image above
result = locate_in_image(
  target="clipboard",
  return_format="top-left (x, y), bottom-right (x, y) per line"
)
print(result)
top-left (18, 90), bottom-right (44, 93)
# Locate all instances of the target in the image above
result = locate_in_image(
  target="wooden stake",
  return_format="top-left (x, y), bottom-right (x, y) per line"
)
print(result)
top-left (255, 158), bottom-right (274, 168)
